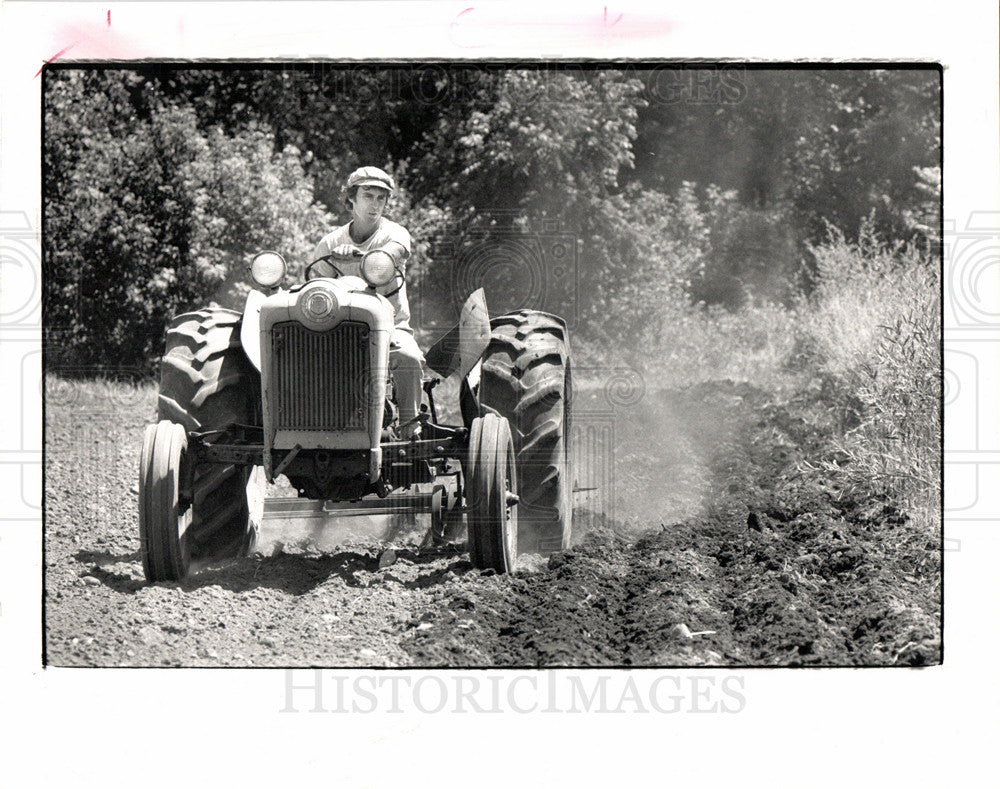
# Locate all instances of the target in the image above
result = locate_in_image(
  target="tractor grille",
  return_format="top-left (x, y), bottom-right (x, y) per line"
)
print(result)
top-left (270, 321), bottom-right (369, 430)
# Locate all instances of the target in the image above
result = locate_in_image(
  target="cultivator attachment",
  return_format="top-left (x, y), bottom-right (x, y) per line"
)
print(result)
top-left (256, 482), bottom-right (462, 555)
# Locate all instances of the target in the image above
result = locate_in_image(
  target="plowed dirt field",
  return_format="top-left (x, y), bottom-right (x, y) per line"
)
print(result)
top-left (44, 377), bottom-right (940, 667)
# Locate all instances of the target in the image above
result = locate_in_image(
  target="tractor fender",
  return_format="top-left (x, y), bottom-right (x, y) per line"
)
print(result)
top-left (240, 289), bottom-right (265, 372)
top-left (424, 288), bottom-right (492, 381)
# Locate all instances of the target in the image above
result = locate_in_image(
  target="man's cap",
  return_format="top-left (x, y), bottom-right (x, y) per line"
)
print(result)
top-left (346, 166), bottom-right (395, 194)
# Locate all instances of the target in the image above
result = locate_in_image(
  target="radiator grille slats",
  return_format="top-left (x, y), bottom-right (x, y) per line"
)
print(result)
top-left (271, 322), bottom-right (368, 430)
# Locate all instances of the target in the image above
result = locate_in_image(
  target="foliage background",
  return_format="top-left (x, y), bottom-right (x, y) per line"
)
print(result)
top-left (44, 66), bottom-right (940, 364)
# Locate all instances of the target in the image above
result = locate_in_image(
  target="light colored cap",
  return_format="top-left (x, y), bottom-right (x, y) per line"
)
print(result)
top-left (346, 166), bottom-right (395, 194)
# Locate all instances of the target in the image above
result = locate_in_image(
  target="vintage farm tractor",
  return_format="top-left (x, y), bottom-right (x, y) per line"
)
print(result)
top-left (138, 248), bottom-right (572, 582)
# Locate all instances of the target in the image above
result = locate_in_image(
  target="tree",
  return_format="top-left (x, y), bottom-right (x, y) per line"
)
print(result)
top-left (407, 68), bottom-right (648, 328)
top-left (44, 69), bottom-right (333, 370)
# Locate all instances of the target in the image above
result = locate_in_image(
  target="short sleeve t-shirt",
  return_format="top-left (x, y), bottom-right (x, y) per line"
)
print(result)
top-left (310, 218), bottom-right (414, 330)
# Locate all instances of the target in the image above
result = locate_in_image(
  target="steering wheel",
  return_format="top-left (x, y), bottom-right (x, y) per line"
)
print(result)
top-left (304, 249), bottom-right (361, 281)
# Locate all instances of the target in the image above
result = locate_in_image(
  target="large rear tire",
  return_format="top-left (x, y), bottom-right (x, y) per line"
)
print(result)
top-left (139, 421), bottom-right (192, 582)
top-left (466, 413), bottom-right (518, 573)
top-left (150, 308), bottom-right (261, 577)
top-left (479, 310), bottom-right (572, 554)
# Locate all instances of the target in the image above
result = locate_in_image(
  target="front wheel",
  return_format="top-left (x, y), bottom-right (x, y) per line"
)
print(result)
top-left (139, 421), bottom-right (192, 582)
top-left (466, 413), bottom-right (518, 573)
top-left (156, 307), bottom-right (259, 568)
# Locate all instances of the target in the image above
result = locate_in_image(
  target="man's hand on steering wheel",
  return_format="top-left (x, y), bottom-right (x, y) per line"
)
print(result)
top-left (331, 244), bottom-right (363, 258)
top-left (305, 245), bottom-right (365, 279)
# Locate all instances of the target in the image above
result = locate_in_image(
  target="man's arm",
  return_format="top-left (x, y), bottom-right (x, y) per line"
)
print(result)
top-left (379, 240), bottom-right (409, 266)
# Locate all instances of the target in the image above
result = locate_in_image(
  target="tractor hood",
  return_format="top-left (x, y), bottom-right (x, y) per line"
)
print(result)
top-left (261, 276), bottom-right (395, 335)
top-left (240, 277), bottom-right (395, 372)
top-left (249, 277), bottom-right (396, 481)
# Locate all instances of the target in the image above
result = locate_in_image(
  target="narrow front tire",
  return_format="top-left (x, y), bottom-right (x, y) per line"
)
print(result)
top-left (139, 421), bottom-right (192, 582)
top-left (466, 413), bottom-right (518, 573)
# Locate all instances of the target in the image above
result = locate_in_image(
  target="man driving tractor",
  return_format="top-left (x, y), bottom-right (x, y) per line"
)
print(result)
top-left (140, 166), bottom-right (573, 583)
top-left (309, 166), bottom-right (426, 439)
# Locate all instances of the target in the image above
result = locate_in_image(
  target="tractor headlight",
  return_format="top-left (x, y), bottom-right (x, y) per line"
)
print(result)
top-left (360, 250), bottom-right (397, 288)
top-left (250, 251), bottom-right (286, 288)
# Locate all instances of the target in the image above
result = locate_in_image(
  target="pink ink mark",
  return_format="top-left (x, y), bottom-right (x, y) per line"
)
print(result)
top-left (35, 43), bottom-right (78, 77)
top-left (589, 9), bottom-right (676, 42)
top-left (36, 14), bottom-right (151, 72)
top-left (449, 7), bottom-right (485, 49)
top-left (446, 5), bottom-right (674, 50)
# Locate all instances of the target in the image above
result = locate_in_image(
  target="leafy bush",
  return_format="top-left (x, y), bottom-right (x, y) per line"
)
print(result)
top-left (44, 71), bottom-right (333, 370)
top-left (799, 222), bottom-right (941, 525)
top-left (405, 69), bottom-right (649, 332)
top-left (696, 200), bottom-right (802, 309)
top-left (580, 181), bottom-right (802, 359)
top-left (581, 182), bottom-right (710, 350)
top-left (578, 208), bottom-right (941, 533)
top-left (182, 123), bottom-right (334, 307)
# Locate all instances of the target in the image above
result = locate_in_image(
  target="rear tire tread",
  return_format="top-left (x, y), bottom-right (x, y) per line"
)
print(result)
top-left (141, 306), bottom-right (261, 581)
top-left (480, 310), bottom-right (572, 554)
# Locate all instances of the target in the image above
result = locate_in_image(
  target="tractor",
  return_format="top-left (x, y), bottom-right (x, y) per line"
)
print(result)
top-left (138, 248), bottom-right (572, 582)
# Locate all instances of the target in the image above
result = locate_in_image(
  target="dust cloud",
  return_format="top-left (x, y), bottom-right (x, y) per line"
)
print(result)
top-left (571, 378), bottom-right (744, 543)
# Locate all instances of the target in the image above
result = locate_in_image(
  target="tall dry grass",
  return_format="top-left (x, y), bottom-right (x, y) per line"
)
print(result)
top-left (799, 223), bottom-right (941, 528)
